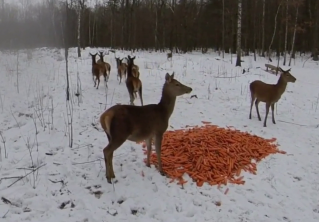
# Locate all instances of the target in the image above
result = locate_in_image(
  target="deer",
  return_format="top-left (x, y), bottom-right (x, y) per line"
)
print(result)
top-left (167, 51), bottom-right (172, 61)
top-left (97, 51), bottom-right (111, 81)
top-left (124, 56), bottom-right (139, 78)
top-left (249, 68), bottom-right (296, 127)
top-left (265, 64), bottom-right (281, 73)
top-left (125, 55), bottom-right (143, 106)
top-left (115, 57), bottom-right (127, 84)
top-left (99, 71), bottom-right (193, 184)
top-left (89, 53), bottom-right (107, 89)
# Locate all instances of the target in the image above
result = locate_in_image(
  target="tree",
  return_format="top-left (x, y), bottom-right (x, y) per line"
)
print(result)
top-left (236, 0), bottom-right (242, 67)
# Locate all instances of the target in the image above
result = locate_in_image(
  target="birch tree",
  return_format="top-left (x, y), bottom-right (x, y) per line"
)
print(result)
top-left (261, 0), bottom-right (265, 56)
top-left (283, 0), bottom-right (289, 65)
top-left (77, 0), bottom-right (86, 57)
top-left (289, 0), bottom-right (300, 66)
top-left (235, 0), bottom-right (242, 67)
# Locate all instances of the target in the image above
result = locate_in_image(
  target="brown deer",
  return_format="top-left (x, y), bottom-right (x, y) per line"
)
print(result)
top-left (249, 68), bottom-right (296, 127)
top-left (99, 72), bottom-right (192, 183)
top-left (89, 53), bottom-right (106, 89)
top-left (167, 51), bottom-right (172, 61)
top-left (125, 57), bottom-right (140, 78)
top-left (132, 64), bottom-right (140, 78)
top-left (125, 55), bottom-right (143, 106)
top-left (97, 51), bottom-right (111, 81)
top-left (115, 57), bottom-right (127, 84)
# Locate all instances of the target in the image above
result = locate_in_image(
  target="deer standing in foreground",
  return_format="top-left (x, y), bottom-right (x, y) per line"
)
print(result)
top-left (89, 53), bottom-right (107, 89)
top-left (249, 68), bottom-right (296, 127)
top-left (97, 51), bottom-right (111, 81)
top-left (115, 57), bottom-right (127, 84)
top-left (125, 55), bottom-right (143, 106)
top-left (99, 71), bottom-right (192, 184)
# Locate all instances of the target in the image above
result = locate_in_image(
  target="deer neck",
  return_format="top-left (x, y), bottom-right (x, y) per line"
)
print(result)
top-left (276, 75), bottom-right (288, 95)
top-left (158, 87), bottom-right (177, 119)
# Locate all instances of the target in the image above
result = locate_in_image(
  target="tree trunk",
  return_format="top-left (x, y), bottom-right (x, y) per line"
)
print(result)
top-left (268, 3), bottom-right (281, 61)
top-left (222, 0), bottom-right (225, 58)
top-left (253, 0), bottom-right (258, 61)
top-left (236, 0), bottom-right (242, 67)
top-left (283, 0), bottom-right (289, 65)
top-left (261, 0), bottom-right (265, 57)
top-left (313, 0), bottom-right (319, 61)
top-left (289, 5), bottom-right (298, 66)
top-left (77, 4), bottom-right (81, 57)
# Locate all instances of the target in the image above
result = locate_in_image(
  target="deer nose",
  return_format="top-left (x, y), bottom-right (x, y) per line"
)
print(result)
top-left (187, 87), bottom-right (193, 93)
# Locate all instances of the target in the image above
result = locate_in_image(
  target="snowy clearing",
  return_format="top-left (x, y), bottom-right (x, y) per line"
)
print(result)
top-left (0, 48), bottom-right (319, 222)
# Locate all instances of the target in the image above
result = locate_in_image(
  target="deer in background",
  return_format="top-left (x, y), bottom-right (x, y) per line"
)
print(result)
top-left (125, 55), bottom-right (143, 106)
top-left (89, 53), bottom-right (107, 89)
top-left (97, 51), bottom-right (111, 81)
top-left (249, 68), bottom-right (296, 127)
top-left (167, 51), bottom-right (172, 61)
top-left (115, 57), bottom-right (127, 84)
top-left (99, 71), bottom-right (193, 183)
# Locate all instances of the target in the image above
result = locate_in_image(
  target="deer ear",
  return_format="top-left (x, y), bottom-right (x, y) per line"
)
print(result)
top-left (89, 53), bottom-right (93, 56)
top-left (132, 56), bottom-right (136, 60)
top-left (171, 72), bottom-right (175, 79)
top-left (287, 68), bottom-right (291, 72)
top-left (279, 67), bottom-right (284, 72)
top-left (165, 73), bottom-right (172, 82)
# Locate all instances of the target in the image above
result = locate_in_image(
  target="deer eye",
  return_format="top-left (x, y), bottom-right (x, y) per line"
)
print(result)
top-left (175, 83), bottom-right (180, 86)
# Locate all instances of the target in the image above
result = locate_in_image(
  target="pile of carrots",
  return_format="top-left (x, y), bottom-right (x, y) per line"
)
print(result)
top-left (140, 122), bottom-right (286, 187)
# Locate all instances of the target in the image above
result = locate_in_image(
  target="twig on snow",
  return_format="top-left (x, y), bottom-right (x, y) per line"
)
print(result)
top-left (7, 163), bottom-right (46, 188)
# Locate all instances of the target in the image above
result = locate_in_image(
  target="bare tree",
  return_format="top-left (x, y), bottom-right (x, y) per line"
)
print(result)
top-left (268, 3), bottom-right (282, 61)
top-left (236, 0), bottom-right (242, 67)
top-left (289, 0), bottom-right (300, 66)
top-left (261, 0), bottom-right (266, 56)
top-left (313, 0), bottom-right (319, 61)
top-left (283, 0), bottom-right (289, 65)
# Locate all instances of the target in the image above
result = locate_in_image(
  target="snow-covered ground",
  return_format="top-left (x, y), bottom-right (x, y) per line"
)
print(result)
top-left (0, 48), bottom-right (318, 222)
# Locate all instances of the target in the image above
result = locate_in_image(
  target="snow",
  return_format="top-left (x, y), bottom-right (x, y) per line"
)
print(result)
top-left (0, 47), bottom-right (319, 222)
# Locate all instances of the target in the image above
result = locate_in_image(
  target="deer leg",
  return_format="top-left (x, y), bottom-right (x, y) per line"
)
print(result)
top-left (129, 93), bottom-right (135, 105)
top-left (93, 75), bottom-right (96, 87)
top-left (96, 76), bottom-right (100, 89)
top-left (255, 100), bottom-right (262, 121)
top-left (263, 103), bottom-right (270, 127)
top-left (145, 138), bottom-right (152, 168)
top-left (138, 86), bottom-right (143, 106)
top-left (103, 138), bottom-right (126, 184)
top-left (271, 103), bottom-right (276, 124)
top-left (109, 151), bottom-right (115, 179)
top-left (249, 94), bottom-right (255, 119)
top-left (154, 133), bottom-right (165, 176)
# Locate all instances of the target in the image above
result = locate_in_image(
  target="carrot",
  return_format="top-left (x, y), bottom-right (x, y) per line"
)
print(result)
top-left (141, 122), bottom-right (285, 188)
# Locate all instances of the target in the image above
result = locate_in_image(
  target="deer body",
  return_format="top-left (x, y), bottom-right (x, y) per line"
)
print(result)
top-left (100, 72), bottom-right (192, 183)
top-left (125, 56), bottom-right (143, 106)
top-left (132, 64), bottom-right (140, 78)
top-left (90, 53), bottom-right (106, 89)
top-left (249, 68), bottom-right (296, 127)
top-left (115, 57), bottom-right (127, 84)
top-left (97, 51), bottom-right (111, 81)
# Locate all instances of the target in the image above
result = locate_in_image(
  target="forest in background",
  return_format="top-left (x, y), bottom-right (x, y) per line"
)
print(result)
top-left (0, 0), bottom-right (318, 62)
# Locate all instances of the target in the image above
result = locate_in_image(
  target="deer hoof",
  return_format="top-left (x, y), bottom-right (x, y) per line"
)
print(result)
top-left (106, 177), bottom-right (112, 184)
top-left (160, 171), bottom-right (166, 176)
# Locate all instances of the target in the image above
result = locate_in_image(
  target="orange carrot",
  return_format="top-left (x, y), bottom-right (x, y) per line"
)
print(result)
top-left (141, 122), bottom-right (285, 188)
